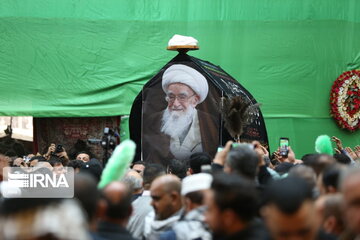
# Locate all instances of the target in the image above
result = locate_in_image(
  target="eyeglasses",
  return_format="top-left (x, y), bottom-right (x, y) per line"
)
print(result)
top-left (165, 93), bottom-right (196, 103)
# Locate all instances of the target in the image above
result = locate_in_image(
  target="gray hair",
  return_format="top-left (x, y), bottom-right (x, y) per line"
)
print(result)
top-left (226, 144), bottom-right (259, 179)
top-left (288, 165), bottom-right (317, 189)
top-left (122, 170), bottom-right (143, 191)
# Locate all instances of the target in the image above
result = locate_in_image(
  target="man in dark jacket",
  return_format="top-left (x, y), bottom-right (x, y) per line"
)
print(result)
top-left (205, 173), bottom-right (267, 240)
top-left (262, 176), bottom-right (336, 240)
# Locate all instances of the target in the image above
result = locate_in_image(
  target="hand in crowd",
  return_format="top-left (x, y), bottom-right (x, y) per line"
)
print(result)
top-left (252, 141), bottom-right (271, 167)
top-left (287, 146), bottom-right (297, 163)
top-left (253, 141), bottom-right (269, 158)
top-left (332, 136), bottom-right (360, 160)
top-left (213, 140), bottom-right (233, 166)
top-left (56, 147), bottom-right (69, 160)
top-left (345, 147), bottom-right (358, 160)
top-left (355, 145), bottom-right (360, 159)
top-left (274, 146), bottom-right (302, 164)
top-left (331, 136), bottom-right (343, 152)
top-left (44, 143), bottom-right (56, 159)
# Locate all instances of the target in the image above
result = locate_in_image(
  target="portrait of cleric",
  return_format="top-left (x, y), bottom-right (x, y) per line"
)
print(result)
top-left (142, 63), bottom-right (219, 167)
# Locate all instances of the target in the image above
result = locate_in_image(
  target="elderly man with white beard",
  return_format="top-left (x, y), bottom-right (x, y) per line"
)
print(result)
top-left (143, 64), bottom-right (218, 167)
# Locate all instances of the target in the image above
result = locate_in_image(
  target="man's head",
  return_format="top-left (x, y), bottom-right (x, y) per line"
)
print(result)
top-left (302, 154), bottom-right (335, 176)
top-left (333, 153), bottom-right (351, 165)
top-left (74, 173), bottom-right (99, 223)
top-left (160, 64), bottom-right (208, 139)
top-left (320, 164), bottom-right (343, 194)
top-left (99, 181), bottom-right (133, 225)
top-left (131, 161), bottom-right (146, 176)
top-left (122, 169), bottom-right (143, 195)
top-left (165, 83), bottom-right (200, 113)
top-left (340, 168), bottom-right (360, 235)
top-left (189, 152), bottom-right (212, 174)
top-left (76, 152), bottom-right (90, 162)
top-left (29, 156), bottom-right (46, 168)
top-left (150, 174), bottom-right (182, 220)
top-left (224, 144), bottom-right (259, 180)
top-left (288, 165), bottom-right (317, 190)
top-left (68, 159), bottom-right (85, 173)
top-left (315, 194), bottom-right (344, 236)
top-left (167, 158), bottom-right (188, 179)
top-left (143, 163), bottom-right (165, 190)
top-left (262, 176), bottom-right (320, 240)
top-left (182, 173), bottom-right (212, 213)
top-left (205, 173), bottom-right (258, 236)
top-left (79, 159), bottom-right (103, 183)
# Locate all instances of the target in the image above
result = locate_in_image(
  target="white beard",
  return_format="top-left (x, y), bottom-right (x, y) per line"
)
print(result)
top-left (160, 106), bottom-right (195, 139)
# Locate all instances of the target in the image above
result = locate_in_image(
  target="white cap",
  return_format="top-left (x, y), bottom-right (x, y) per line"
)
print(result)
top-left (181, 173), bottom-right (213, 196)
top-left (168, 34), bottom-right (198, 47)
top-left (162, 64), bottom-right (209, 103)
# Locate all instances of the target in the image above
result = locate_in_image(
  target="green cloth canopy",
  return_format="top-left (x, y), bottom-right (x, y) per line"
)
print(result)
top-left (1, 0), bottom-right (359, 156)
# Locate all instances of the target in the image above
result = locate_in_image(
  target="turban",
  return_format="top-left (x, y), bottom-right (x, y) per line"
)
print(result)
top-left (181, 173), bottom-right (213, 196)
top-left (162, 64), bottom-right (209, 103)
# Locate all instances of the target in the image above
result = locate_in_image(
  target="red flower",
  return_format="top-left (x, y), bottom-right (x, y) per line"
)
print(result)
top-left (330, 70), bottom-right (360, 131)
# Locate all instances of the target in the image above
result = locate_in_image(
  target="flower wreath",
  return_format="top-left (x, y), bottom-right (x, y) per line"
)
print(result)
top-left (330, 70), bottom-right (360, 131)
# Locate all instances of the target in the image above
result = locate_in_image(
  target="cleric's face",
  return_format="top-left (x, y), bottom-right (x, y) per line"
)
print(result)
top-left (165, 83), bottom-right (199, 113)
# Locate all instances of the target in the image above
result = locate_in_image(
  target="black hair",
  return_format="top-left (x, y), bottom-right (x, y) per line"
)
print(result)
top-left (74, 173), bottom-right (100, 222)
top-left (68, 159), bottom-right (85, 170)
top-left (322, 165), bottom-right (341, 190)
top-left (302, 154), bottom-right (335, 176)
top-left (29, 156), bottom-right (47, 162)
top-left (12, 142), bottom-right (25, 157)
top-left (48, 156), bottom-right (63, 167)
top-left (189, 152), bottom-right (212, 174)
top-left (226, 145), bottom-right (259, 179)
top-left (76, 151), bottom-right (91, 158)
top-left (264, 176), bottom-right (313, 214)
top-left (185, 191), bottom-right (204, 205)
top-left (333, 153), bottom-right (351, 165)
top-left (143, 163), bottom-right (165, 186)
top-left (4, 150), bottom-right (17, 157)
top-left (274, 162), bottom-right (294, 175)
top-left (131, 161), bottom-right (146, 167)
top-left (301, 153), bottom-right (318, 163)
top-left (168, 159), bottom-right (187, 179)
top-left (79, 159), bottom-right (103, 182)
top-left (211, 173), bottom-right (258, 222)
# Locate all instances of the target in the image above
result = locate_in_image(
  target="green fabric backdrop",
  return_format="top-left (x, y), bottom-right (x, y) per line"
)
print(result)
top-left (1, 0), bottom-right (359, 157)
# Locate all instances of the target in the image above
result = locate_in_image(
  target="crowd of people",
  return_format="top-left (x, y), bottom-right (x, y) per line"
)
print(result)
top-left (0, 136), bottom-right (359, 240)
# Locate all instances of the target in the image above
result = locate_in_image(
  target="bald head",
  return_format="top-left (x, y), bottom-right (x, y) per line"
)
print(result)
top-left (101, 181), bottom-right (132, 222)
top-left (103, 181), bottom-right (130, 203)
top-left (151, 174), bottom-right (181, 194)
top-left (150, 175), bottom-right (182, 220)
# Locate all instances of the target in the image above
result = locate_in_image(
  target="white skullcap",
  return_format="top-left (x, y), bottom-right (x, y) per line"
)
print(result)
top-left (181, 173), bottom-right (213, 196)
top-left (162, 64), bottom-right (209, 103)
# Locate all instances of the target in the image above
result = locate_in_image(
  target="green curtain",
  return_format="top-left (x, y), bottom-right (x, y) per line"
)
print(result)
top-left (1, 0), bottom-right (359, 156)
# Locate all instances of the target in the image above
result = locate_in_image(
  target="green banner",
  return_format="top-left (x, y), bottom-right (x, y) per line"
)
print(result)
top-left (1, 0), bottom-right (359, 156)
